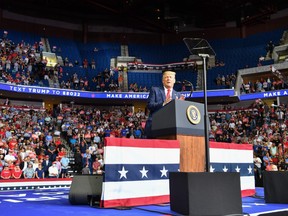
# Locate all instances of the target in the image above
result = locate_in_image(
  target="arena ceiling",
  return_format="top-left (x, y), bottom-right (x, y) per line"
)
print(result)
top-left (2, 0), bottom-right (288, 33)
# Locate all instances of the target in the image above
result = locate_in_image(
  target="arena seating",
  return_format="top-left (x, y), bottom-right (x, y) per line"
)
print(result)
top-left (1, 27), bottom-right (286, 91)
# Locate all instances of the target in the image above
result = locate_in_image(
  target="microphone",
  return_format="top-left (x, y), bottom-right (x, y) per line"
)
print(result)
top-left (183, 80), bottom-right (194, 98)
top-left (183, 80), bottom-right (192, 86)
top-left (176, 80), bottom-right (194, 99)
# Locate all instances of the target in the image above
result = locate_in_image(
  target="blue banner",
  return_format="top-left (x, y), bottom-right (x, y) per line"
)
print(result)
top-left (0, 83), bottom-right (236, 100)
top-left (2, 83), bottom-right (148, 99)
top-left (239, 89), bottom-right (288, 101)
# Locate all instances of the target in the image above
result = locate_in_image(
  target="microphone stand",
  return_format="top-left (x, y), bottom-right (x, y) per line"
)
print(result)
top-left (198, 54), bottom-right (210, 172)
top-left (182, 37), bottom-right (215, 172)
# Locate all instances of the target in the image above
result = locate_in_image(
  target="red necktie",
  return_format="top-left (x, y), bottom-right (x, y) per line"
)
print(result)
top-left (166, 89), bottom-right (171, 99)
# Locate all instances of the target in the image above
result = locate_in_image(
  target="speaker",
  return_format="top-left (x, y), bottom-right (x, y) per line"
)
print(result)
top-left (259, 211), bottom-right (288, 216)
top-left (263, 171), bottom-right (288, 203)
top-left (169, 172), bottom-right (243, 216)
top-left (69, 175), bottom-right (103, 205)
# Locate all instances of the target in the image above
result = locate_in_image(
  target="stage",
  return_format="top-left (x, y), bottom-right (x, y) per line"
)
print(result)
top-left (0, 187), bottom-right (287, 216)
top-left (0, 138), bottom-right (287, 215)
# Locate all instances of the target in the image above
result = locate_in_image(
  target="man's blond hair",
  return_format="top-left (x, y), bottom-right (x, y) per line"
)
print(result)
top-left (162, 70), bottom-right (176, 77)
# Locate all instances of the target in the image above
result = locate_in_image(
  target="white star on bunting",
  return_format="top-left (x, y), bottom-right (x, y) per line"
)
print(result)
top-left (210, 165), bottom-right (215, 172)
top-left (140, 166), bottom-right (149, 178)
top-left (222, 166), bottom-right (228, 172)
top-left (118, 166), bottom-right (128, 179)
top-left (235, 166), bottom-right (241, 172)
top-left (247, 165), bottom-right (253, 174)
top-left (160, 166), bottom-right (168, 177)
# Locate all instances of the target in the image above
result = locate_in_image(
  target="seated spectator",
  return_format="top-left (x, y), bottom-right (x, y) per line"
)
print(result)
top-left (57, 148), bottom-right (66, 159)
top-left (266, 163), bottom-right (278, 171)
top-left (4, 149), bottom-right (17, 163)
top-left (92, 157), bottom-right (101, 174)
top-left (7, 160), bottom-right (15, 171)
top-left (82, 163), bottom-right (90, 175)
top-left (278, 157), bottom-right (287, 171)
top-left (95, 166), bottom-right (104, 175)
top-left (45, 132), bottom-right (53, 146)
top-left (134, 126), bottom-right (142, 139)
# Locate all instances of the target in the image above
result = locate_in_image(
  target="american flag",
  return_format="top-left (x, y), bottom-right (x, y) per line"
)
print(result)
top-left (210, 142), bottom-right (255, 197)
top-left (100, 137), bottom-right (180, 208)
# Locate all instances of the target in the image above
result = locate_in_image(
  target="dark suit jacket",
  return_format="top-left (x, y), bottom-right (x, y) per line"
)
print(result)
top-left (144, 86), bottom-right (181, 138)
top-left (42, 159), bottom-right (52, 173)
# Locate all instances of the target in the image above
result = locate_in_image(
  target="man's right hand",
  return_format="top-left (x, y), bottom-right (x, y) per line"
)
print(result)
top-left (163, 98), bottom-right (172, 106)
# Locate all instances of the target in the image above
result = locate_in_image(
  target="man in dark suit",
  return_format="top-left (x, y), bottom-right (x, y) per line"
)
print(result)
top-left (42, 155), bottom-right (52, 178)
top-left (144, 70), bottom-right (185, 138)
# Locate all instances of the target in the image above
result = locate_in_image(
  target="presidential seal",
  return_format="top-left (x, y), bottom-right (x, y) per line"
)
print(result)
top-left (186, 105), bottom-right (201, 125)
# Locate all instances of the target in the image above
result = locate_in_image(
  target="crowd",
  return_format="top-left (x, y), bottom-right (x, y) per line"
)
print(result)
top-left (0, 31), bottom-right (147, 93)
top-left (0, 97), bottom-right (287, 183)
top-left (0, 31), bottom-right (49, 86)
top-left (0, 105), bottom-right (72, 179)
top-left (215, 73), bottom-right (237, 88)
top-left (0, 101), bottom-right (146, 179)
top-left (59, 58), bottom-right (120, 92)
top-left (209, 99), bottom-right (288, 185)
top-left (241, 77), bottom-right (287, 94)
top-left (5, 31), bottom-right (279, 95)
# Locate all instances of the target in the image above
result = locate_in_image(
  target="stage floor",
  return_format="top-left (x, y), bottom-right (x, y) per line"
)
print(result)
top-left (0, 187), bottom-right (287, 216)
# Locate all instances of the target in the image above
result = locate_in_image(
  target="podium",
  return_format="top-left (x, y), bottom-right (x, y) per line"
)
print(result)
top-left (151, 100), bottom-right (243, 215)
top-left (152, 99), bottom-right (205, 172)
